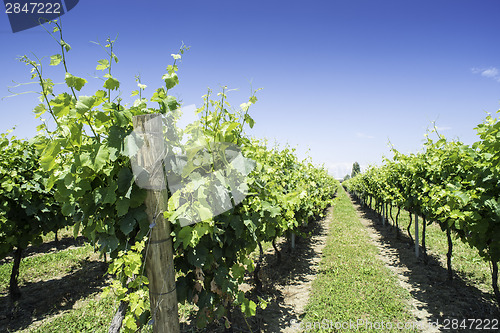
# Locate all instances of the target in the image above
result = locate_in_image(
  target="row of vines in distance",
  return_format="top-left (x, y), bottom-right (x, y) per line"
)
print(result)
top-left (343, 116), bottom-right (500, 306)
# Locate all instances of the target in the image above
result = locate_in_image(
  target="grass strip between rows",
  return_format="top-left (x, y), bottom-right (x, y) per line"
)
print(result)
top-left (0, 243), bottom-right (97, 293)
top-left (303, 187), bottom-right (418, 332)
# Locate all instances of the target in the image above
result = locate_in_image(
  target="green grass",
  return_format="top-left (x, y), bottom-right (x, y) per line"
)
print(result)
top-left (40, 225), bottom-right (75, 243)
top-left (18, 294), bottom-right (119, 333)
top-left (0, 231), bottom-right (202, 332)
top-left (0, 243), bottom-right (98, 293)
top-left (303, 186), bottom-right (417, 332)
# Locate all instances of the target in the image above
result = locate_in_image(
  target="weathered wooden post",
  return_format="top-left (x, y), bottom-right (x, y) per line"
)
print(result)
top-left (132, 114), bottom-right (180, 333)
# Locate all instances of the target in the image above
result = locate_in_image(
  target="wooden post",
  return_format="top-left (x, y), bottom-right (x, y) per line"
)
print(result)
top-left (133, 114), bottom-right (180, 333)
top-left (415, 214), bottom-right (419, 258)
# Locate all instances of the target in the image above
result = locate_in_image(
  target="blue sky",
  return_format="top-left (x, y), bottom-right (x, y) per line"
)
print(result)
top-left (1, 0), bottom-right (500, 178)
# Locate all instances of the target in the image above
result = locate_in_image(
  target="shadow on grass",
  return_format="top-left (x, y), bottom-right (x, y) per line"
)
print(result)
top-left (0, 236), bottom-right (88, 265)
top-left (352, 197), bottom-right (500, 325)
top-left (0, 257), bottom-right (108, 332)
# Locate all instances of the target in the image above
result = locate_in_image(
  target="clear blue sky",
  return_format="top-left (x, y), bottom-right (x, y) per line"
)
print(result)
top-left (2, 0), bottom-right (500, 178)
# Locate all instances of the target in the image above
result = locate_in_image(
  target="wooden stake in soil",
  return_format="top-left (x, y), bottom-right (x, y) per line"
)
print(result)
top-left (491, 260), bottom-right (500, 306)
top-left (381, 204), bottom-right (385, 226)
top-left (446, 226), bottom-right (453, 281)
top-left (133, 114), bottom-right (180, 333)
top-left (415, 214), bottom-right (419, 258)
top-left (9, 247), bottom-right (22, 301)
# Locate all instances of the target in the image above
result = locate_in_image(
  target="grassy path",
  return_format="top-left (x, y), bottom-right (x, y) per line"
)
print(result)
top-left (303, 186), bottom-right (419, 332)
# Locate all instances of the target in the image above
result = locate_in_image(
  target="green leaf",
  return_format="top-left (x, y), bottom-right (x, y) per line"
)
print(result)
top-left (65, 73), bottom-right (87, 91)
top-left (229, 215), bottom-right (243, 237)
top-left (231, 263), bottom-right (245, 280)
top-left (123, 133), bottom-right (142, 157)
top-left (50, 93), bottom-right (73, 117)
top-left (129, 186), bottom-right (147, 207)
top-left (244, 219), bottom-right (257, 240)
top-left (113, 110), bottom-right (130, 127)
top-left (103, 185), bottom-right (117, 204)
top-left (93, 145), bottom-right (110, 172)
top-left (119, 214), bottom-right (136, 235)
top-left (78, 152), bottom-right (92, 169)
top-left (61, 40), bottom-right (71, 52)
top-left (33, 103), bottom-right (47, 118)
top-left (164, 95), bottom-right (179, 111)
top-left (104, 75), bottom-right (120, 90)
top-left (108, 126), bottom-right (127, 152)
top-left (73, 220), bottom-right (81, 239)
top-left (187, 246), bottom-right (208, 267)
top-left (118, 167), bottom-right (134, 193)
top-left (96, 59), bottom-right (110, 71)
top-left (95, 90), bottom-right (107, 100)
top-left (162, 73), bottom-right (179, 90)
top-left (75, 96), bottom-right (96, 114)
top-left (61, 201), bottom-right (75, 216)
top-left (123, 313), bottom-right (137, 331)
top-left (240, 299), bottom-right (257, 317)
top-left (166, 64), bottom-right (178, 74)
top-left (244, 114), bottom-right (255, 128)
top-left (40, 140), bottom-right (61, 171)
top-left (50, 54), bottom-right (62, 66)
top-left (41, 78), bottom-right (54, 95)
top-left (116, 197), bottom-right (130, 217)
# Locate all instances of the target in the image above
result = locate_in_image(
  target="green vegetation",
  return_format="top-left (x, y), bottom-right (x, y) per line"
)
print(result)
top-left (4, 19), bottom-right (337, 331)
top-left (344, 115), bottom-right (500, 305)
top-left (18, 292), bottom-right (118, 333)
top-left (2, 182), bottom-right (495, 332)
top-left (0, 132), bottom-right (72, 301)
top-left (0, 243), bottom-right (95, 293)
top-left (304, 187), bottom-right (416, 332)
top-left (351, 161), bottom-right (361, 178)
top-left (5, 15), bottom-right (498, 333)
top-left (372, 202), bottom-right (492, 293)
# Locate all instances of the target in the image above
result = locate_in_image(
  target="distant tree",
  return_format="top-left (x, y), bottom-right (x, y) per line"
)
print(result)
top-left (343, 174), bottom-right (351, 181)
top-left (351, 162), bottom-right (361, 178)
